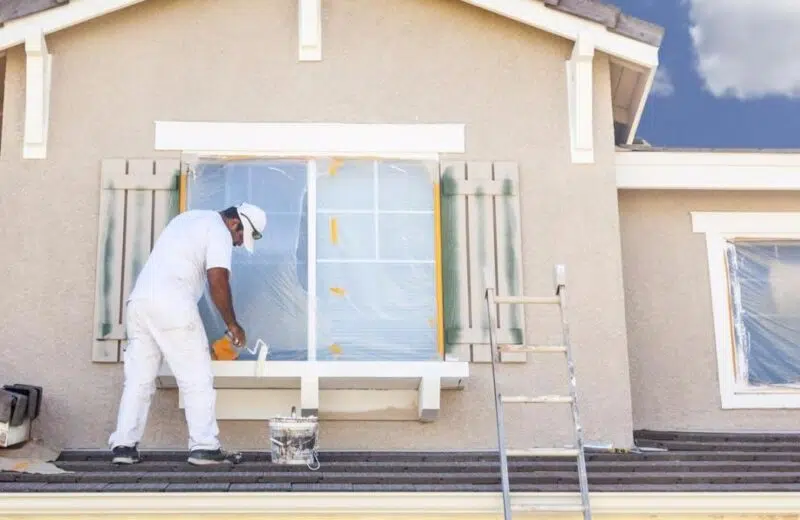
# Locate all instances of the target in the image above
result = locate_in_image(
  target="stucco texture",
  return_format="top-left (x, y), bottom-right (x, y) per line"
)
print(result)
top-left (0, 0), bottom-right (631, 450)
top-left (619, 189), bottom-right (800, 431)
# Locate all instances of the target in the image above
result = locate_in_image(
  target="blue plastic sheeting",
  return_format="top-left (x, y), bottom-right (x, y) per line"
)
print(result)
top-left (726, 240), bottom-right (800, 387)
top-left (186, 158), bottom-right (439, 362)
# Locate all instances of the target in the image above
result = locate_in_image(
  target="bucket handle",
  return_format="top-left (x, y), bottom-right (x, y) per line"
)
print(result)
top-left (308, 449), bottom-right (320, 471)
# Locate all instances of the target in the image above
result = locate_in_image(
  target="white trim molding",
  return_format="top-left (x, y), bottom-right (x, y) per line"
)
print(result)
top-left (692, 211), bottom-right (800, 409)
top-left (623, 66), bottom-right (656, 146)
top-left (617, 150), bottom-right (800, 190)
top-left (298, 0), bottom-right (322, 61)
top-left (154, 121), bottom-right (466, 158)
top-left (4, 491), bottom-right (800, 517)
top-left (566, 32), bottom-right (595, 164)
top-left (22, 30), bottom-right (52, 159)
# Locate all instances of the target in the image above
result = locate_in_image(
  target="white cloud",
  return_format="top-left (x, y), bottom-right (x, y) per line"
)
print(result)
top-left (687, 0), bottom-right (800, 99)
top-left (650, 67), bottom-right (675, 97)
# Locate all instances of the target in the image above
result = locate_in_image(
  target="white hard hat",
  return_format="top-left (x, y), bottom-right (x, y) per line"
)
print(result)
top-left (237, 202), bottom-right (267, 253)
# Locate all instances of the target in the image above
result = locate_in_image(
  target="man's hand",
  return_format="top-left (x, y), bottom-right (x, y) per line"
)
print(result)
top-left (227, 322), bottom-right (246, 347)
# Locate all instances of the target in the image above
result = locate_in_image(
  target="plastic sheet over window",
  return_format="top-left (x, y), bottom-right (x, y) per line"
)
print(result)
top-left (314, 159), bottom-right (438, 361)
top-left (186, 158), bottom-right (439, 362)
top-left (726, 240), bottom-right (800, 387)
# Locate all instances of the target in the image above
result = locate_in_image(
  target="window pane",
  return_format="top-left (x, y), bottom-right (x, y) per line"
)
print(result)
top-left (378, 161), bottom-right (433, 211)
top-left (316, 263), bottom-right (438, 361)
top-left (728, 240), bottom-right (800, 386)
top-left (316, 159), bottom-right (373, 211)
top-left (316, 214), bottom-right (376, 260)
top-left (379, 213), bottom-right (435, 261)
top-left (188, 159), bottom-right (309, 361)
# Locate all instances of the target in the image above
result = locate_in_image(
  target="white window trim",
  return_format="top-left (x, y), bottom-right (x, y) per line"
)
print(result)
top-left (153, 121), bottom-right (469, 422)
top-left (154, 121), bottom-right (465, 159)
top-left (692, 211), bottom-right (800, 409)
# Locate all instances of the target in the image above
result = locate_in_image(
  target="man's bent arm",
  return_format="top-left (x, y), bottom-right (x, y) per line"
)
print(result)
top-left (207, 267), bottom-right (237, 328)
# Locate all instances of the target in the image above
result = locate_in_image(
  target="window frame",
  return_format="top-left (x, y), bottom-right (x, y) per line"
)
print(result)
top-left (184, 157), bottom-right (444, 363)
top-left (692, 211), bottom-right (800, 409)
top-left (153, 121), bottom-right (469, 421)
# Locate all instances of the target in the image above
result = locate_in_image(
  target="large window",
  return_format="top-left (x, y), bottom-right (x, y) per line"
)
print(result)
top-left (693, 211), bottom-right (800, 408)
top-left (187, 157), bottom-right (441, 362)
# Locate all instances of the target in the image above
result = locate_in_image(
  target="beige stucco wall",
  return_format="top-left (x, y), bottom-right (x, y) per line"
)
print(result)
top-left (0, 0), bottom-right (631, 451)
top-left (619, 188), bottom-right (800, 431)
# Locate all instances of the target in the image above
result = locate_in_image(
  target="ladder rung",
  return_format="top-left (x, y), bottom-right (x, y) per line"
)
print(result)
top-left (506, 448), bottom-right (580, 457)
top-left (498, 345), bottom-right (567, 353)
top-left (501, 395), bottom-right (573, 404)
top-left (513, 504), bottom-right (585, 512)
top-left (493, 295), bottom-right (560, 305)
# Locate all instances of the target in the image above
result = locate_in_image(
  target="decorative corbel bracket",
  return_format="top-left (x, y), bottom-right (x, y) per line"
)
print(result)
top-left (298, 0), bottom-right (321, 61)
top-left (566, 32), bottom-right (595, 164)
top-left (23, 30), bottom-right (52, 159)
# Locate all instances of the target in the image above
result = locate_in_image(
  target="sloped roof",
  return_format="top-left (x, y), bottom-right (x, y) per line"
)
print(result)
top-left (3, 430), bottom-right (800, 493)
top-left (0, 0), bottom-right (664, 47)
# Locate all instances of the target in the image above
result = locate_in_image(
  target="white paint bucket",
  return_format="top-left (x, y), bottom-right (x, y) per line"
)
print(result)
top-left (268, 406), bottom-right (320, 470)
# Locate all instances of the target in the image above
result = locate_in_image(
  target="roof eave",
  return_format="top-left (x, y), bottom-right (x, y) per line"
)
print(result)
top-left (0, 0), bottom-right (146, 52)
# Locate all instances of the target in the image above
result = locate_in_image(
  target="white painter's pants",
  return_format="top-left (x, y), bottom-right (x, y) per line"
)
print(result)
top-left (108, 298), bottom-right (220, 452)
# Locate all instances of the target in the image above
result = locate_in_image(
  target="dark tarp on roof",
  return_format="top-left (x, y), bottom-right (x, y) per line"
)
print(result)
top-left (0, 0), bottom-right (664, 47)
top-left (3, 430), bottom-right (800, 493)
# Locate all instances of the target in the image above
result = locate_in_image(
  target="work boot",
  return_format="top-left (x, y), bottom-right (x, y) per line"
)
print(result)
top-left (187, 448), bottom-right (243, 466)
top-left (111, 444), bottom-right (141, 465)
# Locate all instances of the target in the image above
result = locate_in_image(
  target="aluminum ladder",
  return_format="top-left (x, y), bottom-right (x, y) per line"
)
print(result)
top-left (484, 264), bottom-right (591, 520)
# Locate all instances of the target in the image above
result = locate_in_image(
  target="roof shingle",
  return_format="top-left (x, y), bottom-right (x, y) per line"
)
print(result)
top-left (0, 0), bottom-right (67, 25)
top-left (3, 431), bottom-right (800, 493)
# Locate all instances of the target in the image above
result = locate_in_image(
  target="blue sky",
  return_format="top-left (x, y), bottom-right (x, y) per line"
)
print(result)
top-left (614, 0), bottom-right (800, 149)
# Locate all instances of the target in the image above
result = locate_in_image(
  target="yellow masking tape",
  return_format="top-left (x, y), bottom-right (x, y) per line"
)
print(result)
top-left (329, 343), bottom-right (343, 355)
top-left (329, 159), bottom-right (343, 176)
top-left (330, 287), bottom-right (346, 296)
top-left (330, 217), bottom-right (339, 245)
top-left (178, 172), bottom-right (188, 213)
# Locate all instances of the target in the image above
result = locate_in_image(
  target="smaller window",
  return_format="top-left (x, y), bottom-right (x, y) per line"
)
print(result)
top-left (726, 240), bottom-right (800, 388)
top-left (692, 211), bottom-right (800, 409)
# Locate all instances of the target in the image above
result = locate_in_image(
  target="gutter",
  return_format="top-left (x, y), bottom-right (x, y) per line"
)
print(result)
top-left (3, 492), bottom-right (800, 516)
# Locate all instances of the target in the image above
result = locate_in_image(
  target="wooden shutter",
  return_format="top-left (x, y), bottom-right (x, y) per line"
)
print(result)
top-left (440, 161), bottom-right (526, 364)
top-left (91, 158), bottom-right (182, 363)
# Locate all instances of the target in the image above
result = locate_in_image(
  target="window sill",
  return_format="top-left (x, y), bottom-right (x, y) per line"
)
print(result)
top-left (722, 386), bottom-right (800, 409)
top-left (156, 360), bottom-right (469, 422)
